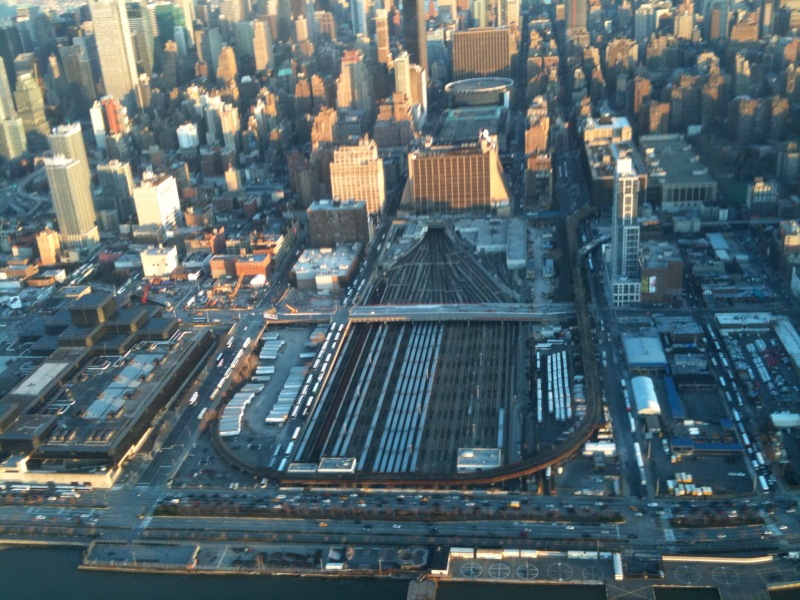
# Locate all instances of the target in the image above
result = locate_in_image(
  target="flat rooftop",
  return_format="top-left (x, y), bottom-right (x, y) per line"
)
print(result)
top-left (639, 134), bottom-right (716, 187)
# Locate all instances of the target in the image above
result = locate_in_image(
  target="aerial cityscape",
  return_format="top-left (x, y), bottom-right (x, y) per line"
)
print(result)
top-left (0, 0), bottom-right (799, 598)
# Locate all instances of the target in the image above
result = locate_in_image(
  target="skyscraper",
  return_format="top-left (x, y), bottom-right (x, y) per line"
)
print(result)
top-left (565, 0), bottom-right (587, 31)
top-left (375, 9), bottom-right (391, 66)
top-left (336, 49), bottom-right (373, 112)
top-left (405, 134), bottom-right (511, 215)
top-left (330, 137), bottom-right (386, 215)
top-left (44, 155), bottom-right (100, 249)
top-left (610, 155), bottom-right (641, 306)
top-left (452, 27), bottom-right (516, 79)
top-left (126, 1), bottom-right (155, 77)
top-left (0, 118), bottom-right (26, 159)
top-left (133, 172), bottom-right (182, 229)
top-left (90, 0), bottom-right (142, 110)
top-left (253, 18), bottom-right (274, 73)
top-left (14, 72), bottom-right (48, 137)
top-left (0, 56), bottom-right (15, 121)
top-left (351, 0), bottom-right (367, 35)
top-left (58, 45), bottom-right (96, 106)
top-left (97, 160), bottom-right (135, 219)
top-left (48, 123), bottom-right (91, 192)
top-left (402, 0), bottom-right (428, 74)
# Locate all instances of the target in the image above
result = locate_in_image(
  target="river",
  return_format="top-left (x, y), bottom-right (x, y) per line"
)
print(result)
top-left (5, 546), bottom-right (785, 600)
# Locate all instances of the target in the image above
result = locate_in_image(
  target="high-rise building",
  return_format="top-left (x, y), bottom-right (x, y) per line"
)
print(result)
top-left (405, 133), bottom-right (511, 215)
top-left (216, 45), bottom-right (238, 84)
top-left (36, 227), bottom-right (61, 266)
top-left (351, 0), bottom-right (367, 35)
top-left (705, 0), bottom-right (728, 40)
top-left (253, 18), bottom-right (274, 73)
top-left (375, 9), bottom-right (391, 66)
top-left (402, 0), bottom-right (428, 74)
top-left (176, 0), bottom-right (196, 44)
top-left (14, 72), bottom-right (48, 137)
top-left (336, 49), bottom-right (373, 112)
top-left (44, 155), bottom-right (100, 249)
top-left (610, 155), bottom-right (640, 306)
top-left (126, 0), bottom-right (155, 76)
top-left (472, 0), bottom-right (488, 27)
top-left (97, 160), bottom-right (135, 219)
top-left (133, 172), bottom-right (182, 229)
top-left (90, 0), bottom-right (142, 110)
top-left (195, 26), bottom-right (222, 73)
top-left (58, 45), bottom-right (96, 106)
top-left (0, 56), bottom-right (15, 120)
top-left (394, 51), bottom-right (427, 112)
top-left (307, 200), bottom-right (371, 247)
top-left (0, 55), bottom-right (25, 159)
top-left (0, 117), bottom-right (26, 159)
top-left (452, 28), bottom-right (516, 79)
top-left (48, 123), bottom-right (91, 192)
top-left (565, 0), bottom-right (587, 31)
top-left (330, 137), bottom-right (386, 215)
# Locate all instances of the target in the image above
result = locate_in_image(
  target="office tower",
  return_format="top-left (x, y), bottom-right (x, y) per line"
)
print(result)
top-left (220, 0), bottom-right (247, 23)
top-left (204, 100), bottom-right (241, 150)
top-left (452, 27), bottom-right (515, 79)
top-left (14, 72), bottom-right (48, 137)
top-left (402, 0), bottom-right (428, 74)
top-left (673, 9), bottom-right (694, 39)
top-left (151, 2), bottom-right (187, 46)
top-left (97, 160), bottom-right (135, 219)
top-left (294, 15), bottom-right (308, 42)
top-left (48, 123), bottom-right (91, 193)
top-left (565, 0), bottom-right (587, 30)
top-left (161, 40), bottom-right (179, 88)
top-left (44, 155), bottom-right (100, 249)
top-left (0, 57), bottom-right (14, 120)
top-left (351, 0), bottom-right (367, 35)
top-left (133, 172), bottom-right (182, 228)
top-left (253, 18), bottom-right (273, 73)
top-left (0, 117), bottom-right (26, 159)
top-left (330, 137), bottom-right (386, 215)
top-left (394, 50), bottom-right (411, 98)
top-left (58, 45), bottom-right (96, 105)
top-left (336, 49), bottom-right (373, 112)
top-left (705, 0), bottom-right (728, 40)
top-left (375, 9), bottom-right (391, 66)
top-left (14, 53), bottom-right (41, 87)
top-left (176, 0), bottom-right (196, 44)
top-left (195, 26), bottom-right (222, 73)
top-left (472, 0), bottom-right (488, 27)
top-left (90, 0), bottom-right (142, 111)
top-left (0, 21), bottom-right (23, 85)
top-left (216, 45), bottom-right (238, 84)
top-left (405, 133), bottom-right (510, 215)
top-left (497, 0), bottom-right (520, 27)
top-left (235, 21), bottom-right (255, 66)
top-left (126, 1), bottom-right (154, 77)
top-left (305, 0), bottom-right (318, 41)
top-left (610, 156), bottom-right (640, 306)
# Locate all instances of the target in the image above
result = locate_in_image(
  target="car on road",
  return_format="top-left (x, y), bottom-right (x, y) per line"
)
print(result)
top-left (318, 522), bottom-right (328, 527)
top-left (392, 524), bottom-right (402, 529)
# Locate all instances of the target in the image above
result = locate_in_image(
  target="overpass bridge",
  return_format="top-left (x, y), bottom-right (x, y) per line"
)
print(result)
top-left (349, 303), bottom-right (575, 322)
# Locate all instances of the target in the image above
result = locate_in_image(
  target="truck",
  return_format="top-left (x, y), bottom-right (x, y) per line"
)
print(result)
top-left (508, 501), bottom-right (521, 509)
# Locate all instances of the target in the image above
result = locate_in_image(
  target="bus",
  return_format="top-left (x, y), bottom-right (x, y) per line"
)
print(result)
top-left (198, 407), bottom-right (208, 420)
top-left (189, 391), bottom-right (199, 405)
top-left (291, 426), bottom-right (301, 441)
